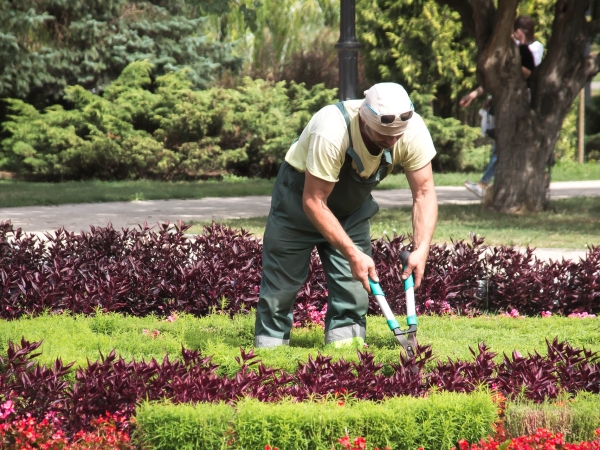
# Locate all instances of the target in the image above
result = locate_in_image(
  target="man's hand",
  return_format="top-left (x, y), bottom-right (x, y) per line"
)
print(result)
top-left (404, 162), bottom-right (438, 288)
top-left (347, 247), bottom-right (379, 293)
top-left (401, 246), bottom-right (428, 288)
top-left (302, 170), bottom-right (378, 293)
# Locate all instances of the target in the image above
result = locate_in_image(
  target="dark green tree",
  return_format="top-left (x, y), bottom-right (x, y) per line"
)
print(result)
top-left (0, 0), bottom-right (241, 106)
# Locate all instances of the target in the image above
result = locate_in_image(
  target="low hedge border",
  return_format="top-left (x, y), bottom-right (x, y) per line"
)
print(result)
top-left (134, 392), bottom-right (497, 450)
top-left (505, 392), bottom-right (600, 443)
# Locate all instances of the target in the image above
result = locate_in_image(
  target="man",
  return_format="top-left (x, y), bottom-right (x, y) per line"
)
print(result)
top-left (255, 83), bottom-right (438, 348)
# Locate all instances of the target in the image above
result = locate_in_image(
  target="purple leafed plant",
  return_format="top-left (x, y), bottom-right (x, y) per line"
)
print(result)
top-left (1, 221), bottom-right (599, 320)
top-left (1, 338), bottom-right (599, 434)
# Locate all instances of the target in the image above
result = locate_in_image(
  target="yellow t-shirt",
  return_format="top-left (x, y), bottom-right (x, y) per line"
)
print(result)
top-left (285, 100), bottom-right (436, 182)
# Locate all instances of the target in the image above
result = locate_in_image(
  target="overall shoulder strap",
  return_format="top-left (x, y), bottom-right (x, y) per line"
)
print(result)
top-left (335, 102), bottom-right (365, 173)
top-left (383, 149), bottom-right (392, 165)
top-left (334, 102), bottom-right (353, 149)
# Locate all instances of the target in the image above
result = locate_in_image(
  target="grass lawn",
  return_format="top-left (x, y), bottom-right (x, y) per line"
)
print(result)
top-left (1, 312), bottom-right (598, 375)
top-left (1, 162), bottom-right (599, 208)
top-left (187, 196), bottom-right (600, 249)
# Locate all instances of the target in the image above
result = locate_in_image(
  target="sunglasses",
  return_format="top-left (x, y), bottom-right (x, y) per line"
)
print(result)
top-left (366, 103), bottom-right (414, 124)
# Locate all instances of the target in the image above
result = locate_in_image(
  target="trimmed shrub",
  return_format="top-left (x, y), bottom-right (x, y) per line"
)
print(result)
top-left (135, 393), bottom-right (497, 450)
top-left (1, 336), bottom-right (599, 434)
top-left (133, 402), bottom-right (234, 450)
top-left (505, 393), bottom-right (600, 443)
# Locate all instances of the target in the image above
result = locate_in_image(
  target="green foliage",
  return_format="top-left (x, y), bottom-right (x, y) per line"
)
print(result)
top-left (357, 0), bottom-right (477, 116)
top-left (411, 91), bottom-right (484, 172)
top-left (2, 312), bottom-right (599, 376)
top-left (0, 0), bottom-right (241, 102)
top-left (135, 393), bottom-right (497, 450)
top-left (505, 392), bottom-right (600, 442)
top-left (134, 401), bottom-right (235, 450)
top-left (555, 96), bottom-right (578, 161)
top-left (584, 94), bottom-right (600, 162)
top-left (0, 61), bottom-right (337, 180)
top-left (176, 0), bottom-right (341, 93)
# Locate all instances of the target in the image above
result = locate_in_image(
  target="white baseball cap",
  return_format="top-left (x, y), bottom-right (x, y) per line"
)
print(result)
top-left (359, 83), bottom-right (414, 136)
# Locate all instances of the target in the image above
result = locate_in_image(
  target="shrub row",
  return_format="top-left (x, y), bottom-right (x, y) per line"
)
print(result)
top-left (2, 337), bottom-right (599, 434)
top-left (505, 393), bottom-right (600, 443)
top-left (0, 61), bottom-right (336, 181)
top-left (1, 221), bottom-right (599, 321)
top-left (0, 61), bottom-right (483, 181)
top-left (134, 394), bottom-right (496, 450)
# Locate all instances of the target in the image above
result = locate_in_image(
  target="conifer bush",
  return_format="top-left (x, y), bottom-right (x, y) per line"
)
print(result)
top-left (0, 0), bottom-right (241, 102)
top-left (0, 61), bottom-right (337, 180)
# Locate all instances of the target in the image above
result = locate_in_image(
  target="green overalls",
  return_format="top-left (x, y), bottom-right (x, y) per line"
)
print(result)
top-left (255, 102), bottom-right (393, 348)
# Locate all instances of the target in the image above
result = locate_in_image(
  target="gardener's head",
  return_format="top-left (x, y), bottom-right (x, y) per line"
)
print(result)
top-left (359, 83), bottom-right (414, 148)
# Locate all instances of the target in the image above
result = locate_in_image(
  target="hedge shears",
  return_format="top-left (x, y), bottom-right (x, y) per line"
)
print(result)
top-left (369, 250), bottom-right (417, 359)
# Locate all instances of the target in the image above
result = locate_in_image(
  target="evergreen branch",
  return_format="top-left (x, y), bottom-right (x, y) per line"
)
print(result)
top-left (434, 0), bottom-right (475, 36)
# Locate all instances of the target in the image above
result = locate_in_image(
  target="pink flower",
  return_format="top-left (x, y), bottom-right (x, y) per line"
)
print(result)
top-left (541, 311), bottom-right (552, 318)
top-left (568, 312), bottom-right (597, 319)
top-left (440, 301), bottom-right (453, 313)
top-left (0, 400), bottom-right (14, 419)
top-left (425, 299), bottom-right (434, 308)
top-left (502, 308), bottom-right (522, 318)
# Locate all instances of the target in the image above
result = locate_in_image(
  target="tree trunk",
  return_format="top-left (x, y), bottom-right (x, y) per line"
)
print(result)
top-left (436, 0), bottom-right (600, 212)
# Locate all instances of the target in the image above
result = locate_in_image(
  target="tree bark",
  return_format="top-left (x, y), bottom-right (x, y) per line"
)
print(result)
top-left (436, 0), bottom-right (600, 212)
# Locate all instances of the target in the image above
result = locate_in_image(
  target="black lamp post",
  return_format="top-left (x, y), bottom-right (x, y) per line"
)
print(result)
top-left (335, 0), bottom-right (360, 101)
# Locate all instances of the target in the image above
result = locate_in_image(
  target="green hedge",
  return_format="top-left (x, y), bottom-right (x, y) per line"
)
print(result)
top-left (1, 61), bottom-right (336, 181)
top-left (2, 312), bottom-right (600, 376)
top-left (134, 393), bottom-right (497, 450)
top-left (505, 392), bottom-right (600, 443)
top-left (1, 61), bottom-right (484, 181)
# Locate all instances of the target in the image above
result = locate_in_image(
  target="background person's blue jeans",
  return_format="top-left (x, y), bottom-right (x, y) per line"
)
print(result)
top-left (480, 141), bottom-right (497, 185)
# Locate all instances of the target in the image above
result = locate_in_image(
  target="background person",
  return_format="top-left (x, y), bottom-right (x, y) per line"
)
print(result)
top-left (460, 15), bottom-right (542, 198)
top-left (255, 83), bottom-right (438, 348)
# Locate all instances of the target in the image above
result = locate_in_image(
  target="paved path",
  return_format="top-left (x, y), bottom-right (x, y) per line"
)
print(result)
top-left (1, 180), bottom-right (599, 261)
top-left (2, 180), bottom-right (599, 234)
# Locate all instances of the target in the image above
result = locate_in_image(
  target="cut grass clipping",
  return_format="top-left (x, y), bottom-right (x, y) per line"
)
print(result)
top-left (187, 196), bottom-right (600, 249)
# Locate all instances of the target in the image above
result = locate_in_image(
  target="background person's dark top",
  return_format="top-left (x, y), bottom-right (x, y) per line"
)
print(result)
top-left (519, 43), bottom-right (535, 72)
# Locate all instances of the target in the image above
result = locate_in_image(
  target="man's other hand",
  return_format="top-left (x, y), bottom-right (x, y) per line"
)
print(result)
top-left (348, 249), bottom-right (378, 294)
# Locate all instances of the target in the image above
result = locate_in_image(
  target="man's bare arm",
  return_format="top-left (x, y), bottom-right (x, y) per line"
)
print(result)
top-left (404, 162), bottom-right (438, 288)
top-left (302, 170), bottom-right (378, 293)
